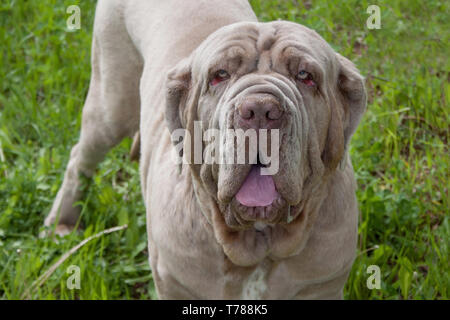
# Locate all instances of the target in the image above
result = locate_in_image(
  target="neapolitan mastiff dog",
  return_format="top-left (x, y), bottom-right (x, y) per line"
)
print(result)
top-left (44, 0), bottom-right (366, 299)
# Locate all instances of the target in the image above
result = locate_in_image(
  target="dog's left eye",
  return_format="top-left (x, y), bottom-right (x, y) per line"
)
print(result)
top-left (296, 70), bottom-right (315, 87)
top-left (211, 69), bottom-right (230, 86)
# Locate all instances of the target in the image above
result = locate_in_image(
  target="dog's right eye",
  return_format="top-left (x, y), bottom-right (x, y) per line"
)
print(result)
top-left (296, 70), bottom-right (316, 87)
top-left (211, 69), bottom-right (230, 86)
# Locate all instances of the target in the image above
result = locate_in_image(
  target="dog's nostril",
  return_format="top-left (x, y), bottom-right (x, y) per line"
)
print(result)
top-left (238, 103), bottom-right (255, 120)
top-left (238, 97), bottom-right (283, 128)
top-left (267, 107), bottom-right (282, 120)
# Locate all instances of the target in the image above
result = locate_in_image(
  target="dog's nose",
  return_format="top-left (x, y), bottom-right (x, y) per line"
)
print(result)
top-left (237, 95), bottom-right (283, 129)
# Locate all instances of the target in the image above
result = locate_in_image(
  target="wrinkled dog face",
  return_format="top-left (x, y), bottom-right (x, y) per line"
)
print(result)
top-left (165, 21), bottom-right (366, 265)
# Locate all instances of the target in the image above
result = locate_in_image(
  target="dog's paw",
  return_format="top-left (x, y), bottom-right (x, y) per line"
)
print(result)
top-left (39, 224), bottom-right (76, 239)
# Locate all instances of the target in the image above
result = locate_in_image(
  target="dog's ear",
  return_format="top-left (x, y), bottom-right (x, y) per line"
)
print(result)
top-left (323, 54), bottom-right (367, 171)
top-left (336, 53), bottom-right (367, 153)
top-left (165, 57), bottom-right (192, 139)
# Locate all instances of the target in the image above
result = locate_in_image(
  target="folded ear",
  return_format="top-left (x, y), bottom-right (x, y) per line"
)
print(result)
top-left (165, 57), bottom-right (192, 140)
top-left (336, 53), bottom-right (367, 152)
top-left (321, 53), bottom-right (366, 171)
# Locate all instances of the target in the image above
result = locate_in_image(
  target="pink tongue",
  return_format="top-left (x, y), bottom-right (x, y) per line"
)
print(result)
top-left (236, 166), bottom-right (279, 207)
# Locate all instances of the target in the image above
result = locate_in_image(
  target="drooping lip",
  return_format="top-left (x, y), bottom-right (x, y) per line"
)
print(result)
top-left (217, 163), bottom-right (301, 228)
top-left (224, 194), bottom-right (290, 229)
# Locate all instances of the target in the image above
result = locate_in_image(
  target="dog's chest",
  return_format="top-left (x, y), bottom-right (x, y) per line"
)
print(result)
top-left (221, 259), bottom-right (297, 299)
top-left (240, 266), bottom-right (269, 299)
top-left (219, 260), bottom-right (270, 299)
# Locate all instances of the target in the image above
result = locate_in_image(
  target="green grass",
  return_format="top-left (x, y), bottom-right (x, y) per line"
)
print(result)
top-left (0, 0), bottom-right (448, 300)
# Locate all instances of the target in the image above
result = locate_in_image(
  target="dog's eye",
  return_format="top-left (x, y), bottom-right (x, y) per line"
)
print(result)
top-left (211, 69), bottom-right (230, 86)
top-left (296, 70), bottom-right (315, 87)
